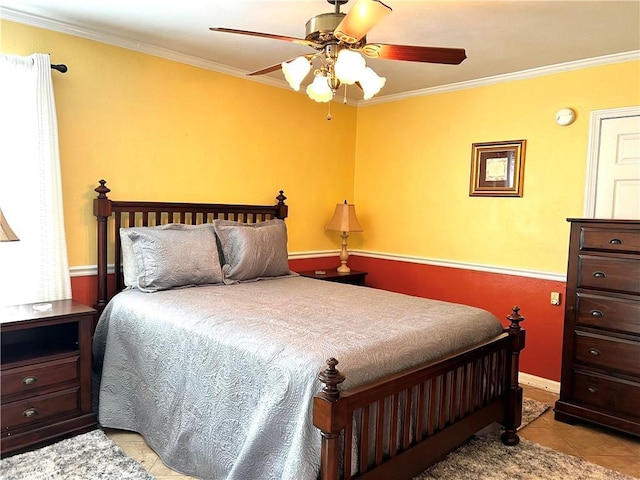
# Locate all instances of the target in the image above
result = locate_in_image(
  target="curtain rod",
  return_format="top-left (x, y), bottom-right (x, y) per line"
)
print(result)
top-left (51, 64), bottom-right (67, 73)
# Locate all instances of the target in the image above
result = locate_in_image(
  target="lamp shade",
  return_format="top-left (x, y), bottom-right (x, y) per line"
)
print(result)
top-left (0, 208), bottom-right (19, 241)
top-left (360, 67), bottom-right (387, 100)
top-left (326, 201), bottom-right (363, 233)
top-left (334, 49), bottom-right (366, 85)
top-left (306, 74), bottom-right (333, 103)
top-left (282, 56), bottom-right (311, 91)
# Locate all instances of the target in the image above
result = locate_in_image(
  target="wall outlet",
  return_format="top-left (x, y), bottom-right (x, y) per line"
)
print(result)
top-left (550, 291), bottom-right (561, 306)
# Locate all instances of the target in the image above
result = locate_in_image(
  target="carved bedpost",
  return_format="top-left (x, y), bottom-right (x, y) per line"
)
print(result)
top-left (501, 306), bottom-right (526, 446)
top-left (275, 190), bottom-right (288, 220)
top-left (93, 180), bottom-right (112, 315)
top-left (313, 358), bottom-right (346, 480)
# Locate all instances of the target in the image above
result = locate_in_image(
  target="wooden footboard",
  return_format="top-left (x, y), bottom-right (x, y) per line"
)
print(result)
top-left (313, 307), bottom-right (525, 480)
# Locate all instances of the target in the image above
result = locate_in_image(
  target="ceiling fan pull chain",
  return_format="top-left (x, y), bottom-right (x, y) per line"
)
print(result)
top-left (327, 100), bottom-right (332, 121)
top-left (343, 84), bottom-right (348, 104)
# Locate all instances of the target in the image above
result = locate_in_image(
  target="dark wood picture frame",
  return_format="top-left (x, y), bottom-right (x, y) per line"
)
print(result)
top-left (469, 139), bottom-right (526, 197)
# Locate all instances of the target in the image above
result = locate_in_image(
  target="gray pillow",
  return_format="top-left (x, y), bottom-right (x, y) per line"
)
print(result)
top-left (121, 224), bottom-right (189, 288)
top-left (213, 219), bottom-right (290, 284)
top-left (124, 225), bottom-right (224, 292)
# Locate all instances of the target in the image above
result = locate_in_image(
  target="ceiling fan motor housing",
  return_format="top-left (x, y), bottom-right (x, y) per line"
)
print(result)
top-left (305, 12), bottom-right (344, 43)
top-left (305, 12), bottom-right (367, 49)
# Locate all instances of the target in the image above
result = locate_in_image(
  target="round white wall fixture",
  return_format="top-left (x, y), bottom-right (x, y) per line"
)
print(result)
top-left (555, 108), bottom-right (576, 126)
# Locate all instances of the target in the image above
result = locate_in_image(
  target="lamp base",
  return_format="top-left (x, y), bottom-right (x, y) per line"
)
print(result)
top-left (337, 264), bottom-right (351, 274)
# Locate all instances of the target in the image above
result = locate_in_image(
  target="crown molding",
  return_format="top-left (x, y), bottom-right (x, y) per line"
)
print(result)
top-left (3, 7), bottom-right (636, 108)
top-left (360, 50), bottom-right (640, 106)
top-left (0, 7), bottom-right (360, 107)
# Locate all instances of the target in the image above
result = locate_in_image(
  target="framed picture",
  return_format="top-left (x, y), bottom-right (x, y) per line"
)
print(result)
top-left (469, 139), bottom-right (526, 197)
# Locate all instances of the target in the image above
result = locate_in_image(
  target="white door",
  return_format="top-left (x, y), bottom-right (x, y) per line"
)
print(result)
top-left (585, 107), bottom-right (640, 219)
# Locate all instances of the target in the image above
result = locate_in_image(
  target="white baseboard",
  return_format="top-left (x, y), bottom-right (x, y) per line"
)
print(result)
top-left (519, 372), bottom-right (560, 394)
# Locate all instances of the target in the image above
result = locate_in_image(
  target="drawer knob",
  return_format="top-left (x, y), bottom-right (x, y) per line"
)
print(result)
top-left (609, 238), bottom-right (623, 245)
top-left (587, 386), bottom-right (597, 394)
top-left (590, 309), bottom-right (604, 317)
top-left (592, 271), bottom-right (607, 278)
top-left (588, 348), bottom-right (601, 356)
top-left (23, 408), bottom-right (39, 418)
top-left (22, 376), bottom-right (38, 386)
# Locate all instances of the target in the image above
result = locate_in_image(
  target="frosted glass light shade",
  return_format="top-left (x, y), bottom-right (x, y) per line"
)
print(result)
top-left (334, 49), bottom-right (366, 85)
top-left (360, 67), bottom-right (386, 100)
top-left (306, 75), bottom-right (333, 103)
top-left (282, 56), bottom-right (311, 91)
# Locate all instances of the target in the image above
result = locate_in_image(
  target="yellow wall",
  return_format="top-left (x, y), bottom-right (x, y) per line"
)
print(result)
top-left (1, 20), bottom-right (358, 266)
top-left (354, 61), bottom-right (640, 273)
top-left (3, 20), bottom-right (639, 275)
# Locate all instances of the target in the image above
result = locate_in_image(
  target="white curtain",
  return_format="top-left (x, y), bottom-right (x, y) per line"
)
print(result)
top-left (0, 53), bottom-right (71, 306)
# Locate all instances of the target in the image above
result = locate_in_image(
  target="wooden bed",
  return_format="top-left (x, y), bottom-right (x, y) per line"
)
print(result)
top-left (93, 179), bottom-right (525, 480)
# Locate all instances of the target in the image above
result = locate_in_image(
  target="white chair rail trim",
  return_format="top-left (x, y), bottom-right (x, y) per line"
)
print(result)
top-left (70, 249), bottom-right (565, 282)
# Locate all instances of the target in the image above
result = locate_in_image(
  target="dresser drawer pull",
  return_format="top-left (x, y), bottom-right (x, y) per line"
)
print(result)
top-left (588, 348), bottom-right (601, 356)
top-left (586, 386), bottom-right (597, 394)
top-left (608, 238), bottom-right (623, 245)
top-left (592, 271), bottom-right (606, 278)
top-left (23, 408), bottom-right (39, 418)
top-left (22, 376), bottom-right (38, 386)
top-left (589, 309), bottom-right (604, 317)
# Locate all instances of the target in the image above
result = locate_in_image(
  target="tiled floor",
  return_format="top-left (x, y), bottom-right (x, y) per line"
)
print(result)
top-left (105, 385), bottom-right (639, 479)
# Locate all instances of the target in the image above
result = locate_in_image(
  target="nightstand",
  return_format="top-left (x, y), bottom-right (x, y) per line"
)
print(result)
top-left (0, 300), bottom-right (98, 456)
top-left (298, 268), bottom-right (368, 286)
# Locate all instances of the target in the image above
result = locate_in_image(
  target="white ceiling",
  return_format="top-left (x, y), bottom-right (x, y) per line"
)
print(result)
top-left (1, 1), bottom-right (639, 103)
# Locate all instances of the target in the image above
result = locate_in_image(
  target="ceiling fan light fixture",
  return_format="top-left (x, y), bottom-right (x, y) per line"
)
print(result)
top-left (282, 56), bottom-right (311, 91)
top-left (306, 74), bottom-right (333, 103)
top-left (334, 49), bottom-right (366, 85)
top-left (360, 66), bottom-right (386, 100)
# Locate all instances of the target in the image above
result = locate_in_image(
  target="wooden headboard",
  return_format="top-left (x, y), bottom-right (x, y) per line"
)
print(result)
top-left (93, 179), bottom-right (288, 314)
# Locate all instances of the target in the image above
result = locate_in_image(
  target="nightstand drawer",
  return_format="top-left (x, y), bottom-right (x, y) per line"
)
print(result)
top-left (574, 331), bottom-right (640, 377)
top-left (1, 355), bottom-right (79, 398)
top-left (576, 293), bottom-right (640, 334)
top-left (1, 387), bottom-right (80, 432)
top-left (572, 371), bottom-right (640, 419)
top-left (580, 226), bottom-right (640, 254)
top-left (578, 255), bottom-right (640, 294)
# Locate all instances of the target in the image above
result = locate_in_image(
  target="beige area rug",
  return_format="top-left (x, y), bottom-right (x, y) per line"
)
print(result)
top-left (414, 398), bottom-right (637, 480)
top-left (1, 399), bottom-right (633, 480)
top-left (0, 430), bottom-right (153, 480)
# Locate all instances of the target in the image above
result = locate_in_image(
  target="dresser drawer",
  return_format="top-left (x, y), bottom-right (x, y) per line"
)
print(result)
top-left (574, 331), bottom-right (640, 377)
top-left (1, 355), bottom-right (79, 398)
top-left (580, 226), bottom-right (640, 254)
top-left (572, 371), bottom-right (640, 419)
top-left (576, 292), bottom-right (640, 335)
top-left (578, 255), bottom-right (640, 295)
top-left (1, 387), bottom-right (80, 432)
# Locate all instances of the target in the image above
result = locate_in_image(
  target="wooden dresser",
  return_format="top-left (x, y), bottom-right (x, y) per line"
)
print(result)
top-left (555, 219), bottom-right (640, 436)
top-left (0, 300), bottom-right (98, 456)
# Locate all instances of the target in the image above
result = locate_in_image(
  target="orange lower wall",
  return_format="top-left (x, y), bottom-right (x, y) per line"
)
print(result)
top-left (72, 255), bottom-right (565, 383)
top-left (344, 255), bottom-right (566, 383)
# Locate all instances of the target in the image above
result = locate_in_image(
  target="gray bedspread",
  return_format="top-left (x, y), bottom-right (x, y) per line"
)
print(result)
top-left (93, 276), bottom-right (503, 480)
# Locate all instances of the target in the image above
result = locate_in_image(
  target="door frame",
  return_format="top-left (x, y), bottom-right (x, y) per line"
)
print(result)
top-left (583, 105), bottom-right (640, 217)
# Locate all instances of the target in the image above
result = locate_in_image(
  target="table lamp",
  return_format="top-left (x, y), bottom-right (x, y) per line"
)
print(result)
top-left (0, 208), bottom-right (19, 242)
top-left (326, 200), bottom-right (362, 273)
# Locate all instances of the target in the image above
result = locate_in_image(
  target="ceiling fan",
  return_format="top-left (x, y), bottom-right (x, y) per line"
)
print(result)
top-left (210, 0), bottom-right (466, 104)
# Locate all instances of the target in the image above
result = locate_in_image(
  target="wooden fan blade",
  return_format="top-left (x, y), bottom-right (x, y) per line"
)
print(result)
top-left (247, 54), bottom-right (315, 76)
top-left (362, 43), bottom-right (467, 65)
top-left (209, 27), bottom-right (316, 48)
top-left (247, 63), bottom-right (284, 77)
top-left (334, 0), bottom-right (392, 44)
